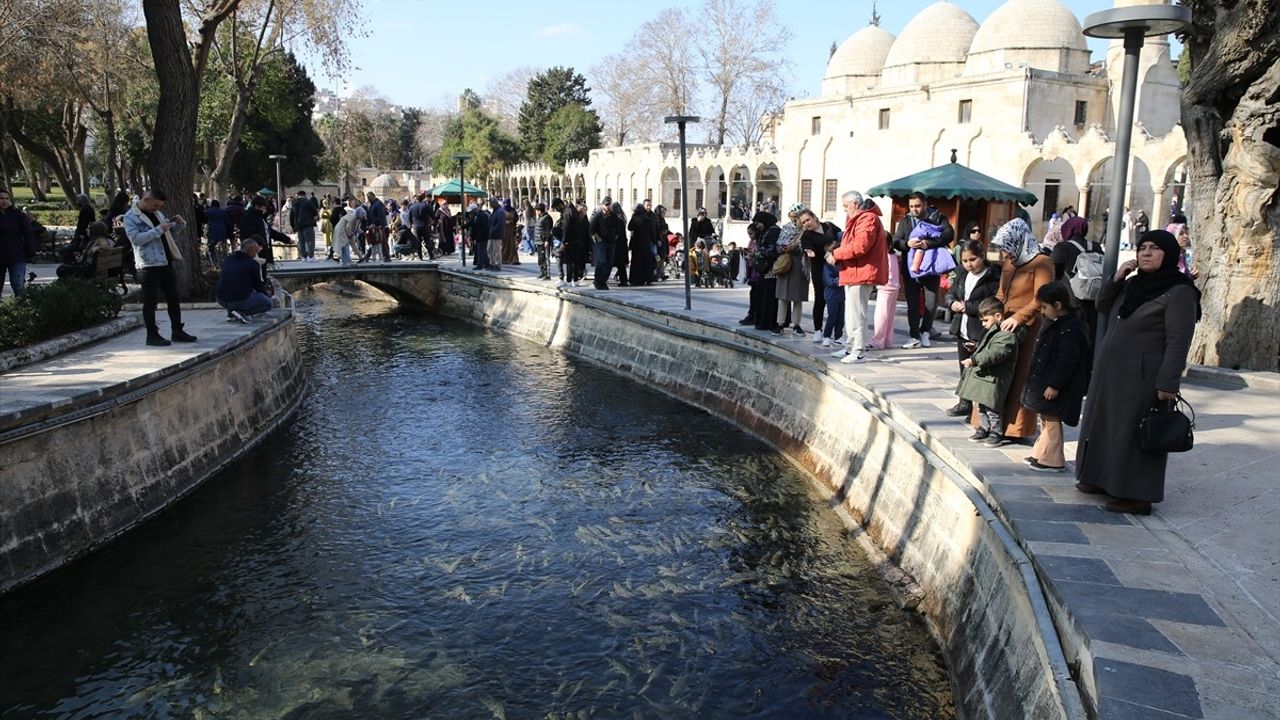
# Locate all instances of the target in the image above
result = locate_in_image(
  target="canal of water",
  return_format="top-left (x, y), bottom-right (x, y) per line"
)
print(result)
top-left (0, 295), bottom-right (954, 719)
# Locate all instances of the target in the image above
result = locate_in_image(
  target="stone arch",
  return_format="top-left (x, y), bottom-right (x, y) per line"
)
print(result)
top-left (660, 167), bottom-right (681, 214)
top-left (729, 164), bottom-right (752, 216)
top-left (1021, 157), bottom-right (1078, 236)
top-left (755, 162), bottom-right (782, 210)
top-left (1162, 157), bottom-right (1188, 223)
top-left (705, 166), bottom-right (727, 218)
top-left (1084, 156), bottom-right (1114, 230)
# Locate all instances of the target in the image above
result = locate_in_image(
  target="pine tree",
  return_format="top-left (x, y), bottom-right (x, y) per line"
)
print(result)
top-left (517, 67), bottom-right (594, 162)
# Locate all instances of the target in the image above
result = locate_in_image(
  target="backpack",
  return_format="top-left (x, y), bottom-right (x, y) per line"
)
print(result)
top-left (1067, 240), bottom-right (1105, 300)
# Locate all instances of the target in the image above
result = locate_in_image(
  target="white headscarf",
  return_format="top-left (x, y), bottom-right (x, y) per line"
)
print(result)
top-left (992, 218), bottom-right (1041, 266)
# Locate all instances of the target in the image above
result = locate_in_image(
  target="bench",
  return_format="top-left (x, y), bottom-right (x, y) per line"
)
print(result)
top-left (94, 247), bottom-right (127, 291)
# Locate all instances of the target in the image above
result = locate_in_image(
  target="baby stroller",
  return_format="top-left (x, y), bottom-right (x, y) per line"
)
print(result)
top-left (708, 254), bottom-right (734, 288)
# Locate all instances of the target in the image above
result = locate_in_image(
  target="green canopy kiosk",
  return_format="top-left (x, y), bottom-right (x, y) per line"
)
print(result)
top-left (867, 151), bottom-right (1038, 244)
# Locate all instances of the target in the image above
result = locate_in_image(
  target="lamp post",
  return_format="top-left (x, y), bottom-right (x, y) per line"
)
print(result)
top-left (451, 153), bottom-right (473, 267)
top-left (664, 115), bottom-right (701, 311)
top-left (1083, 4), bottom-right (1191, 362)
top-left (268, 154), bottom-right (287, 228)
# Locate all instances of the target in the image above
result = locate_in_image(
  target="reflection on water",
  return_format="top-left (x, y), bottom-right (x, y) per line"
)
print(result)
top-left (0, 292), bottom-right (954, 719)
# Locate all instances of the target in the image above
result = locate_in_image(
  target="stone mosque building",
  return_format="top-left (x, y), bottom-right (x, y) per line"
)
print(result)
top-left (488, 0), bottom-right (1188, 242)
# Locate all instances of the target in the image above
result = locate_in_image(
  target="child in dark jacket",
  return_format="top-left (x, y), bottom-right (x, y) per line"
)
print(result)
top-left (1020, 282), bottom-right (1090, 471)
top-left (943, 240), bottom-right (1002, 417)
top-left (957, 298), bottom-right (1025, 447)
top-left (821, 240), bottom-right (844, 345)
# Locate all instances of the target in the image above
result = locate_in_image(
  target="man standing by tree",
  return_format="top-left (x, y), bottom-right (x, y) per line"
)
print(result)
top-left (891, 192), bottom-right (953, 348)
top-left (123, 190), bottom-right (197, 347)
top-left (289, 190), bottom-right (319, 262)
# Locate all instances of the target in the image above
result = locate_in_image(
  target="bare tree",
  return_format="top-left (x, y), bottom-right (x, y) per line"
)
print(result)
top-left (483, 65), bottom-right (540, 134)
top-left (630, 7), bottom-right (699, 128)
top-left (590, 53), bottom-right (661, 146)
top-left (695, 0), bottom-right (789, 146)
top-left (413, 108), bottom-right (453, 167)
top-left (1180, 0), bottom-right (1280, 371)
top-left (725, 79), bottom-right (787, 148)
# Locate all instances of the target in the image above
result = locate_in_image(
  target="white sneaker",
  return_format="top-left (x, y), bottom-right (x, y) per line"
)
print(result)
top-left (821, 337), bottom-right (833, 347)
top-left (902, 338), bottom-right (921, 349)
top-left (920, 334), bottom-right (932, 348)
top-left (829, 348), bottom-right (848, 358)
top-left (835, 335), bottom-right (847, 346)
top-left (811, 331), bottom-right (823, 343)
top-left (840, 352), bottom-right (866, 364)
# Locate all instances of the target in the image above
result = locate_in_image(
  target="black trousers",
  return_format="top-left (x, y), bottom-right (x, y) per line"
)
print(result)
top-left (751, 278), bottom-right (777, 330)
top-left (901, 262), bottom-right (941, 338)
top-left (593, 242), bottom-right (614, 288)
top-left (810, 261), bottom-right (826, 331)
top-left (413, 225), bottom-right (434, 259)
top-left (141, 265), bottom-right (182, 333)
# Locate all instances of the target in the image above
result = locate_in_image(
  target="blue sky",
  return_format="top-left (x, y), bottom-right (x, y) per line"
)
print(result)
top-left (306, 0), bottom-right (1179, 109)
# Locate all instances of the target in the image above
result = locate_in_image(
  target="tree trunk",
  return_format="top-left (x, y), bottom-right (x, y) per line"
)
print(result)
top-left (1181, 0), bottom-right (1280, 371)
top-left (15, 146), bottom-right (46, 201)
top-left (209, 86), bottom-right (255, 201)
top-left (142, 0), bottom-right (204, 297)
top-left (100, 107), bottom-right (125, 193)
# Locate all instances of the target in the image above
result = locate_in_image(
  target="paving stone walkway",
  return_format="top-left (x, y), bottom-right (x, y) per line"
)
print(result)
top-left (395, 253), bottom-right (1279, 720)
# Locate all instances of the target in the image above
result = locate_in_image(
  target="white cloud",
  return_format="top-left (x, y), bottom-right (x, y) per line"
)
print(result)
top-left (536, 23), bottom-right (580, 36)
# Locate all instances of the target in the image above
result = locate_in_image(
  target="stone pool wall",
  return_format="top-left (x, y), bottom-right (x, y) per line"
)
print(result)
top-left (0, 317), bottom-right (306, 594)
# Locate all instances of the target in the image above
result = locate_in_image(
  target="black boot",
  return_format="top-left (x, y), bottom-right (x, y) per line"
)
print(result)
top-left (945, 401), bottom-right (973, 417)
top-left (146, 331), bottom-right (171, 347)
top-left (171, 325), bottom-right (198, 343)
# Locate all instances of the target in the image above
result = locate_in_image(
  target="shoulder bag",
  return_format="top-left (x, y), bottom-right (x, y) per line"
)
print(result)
top-left (1137, 394), bottom-right (1195, 453)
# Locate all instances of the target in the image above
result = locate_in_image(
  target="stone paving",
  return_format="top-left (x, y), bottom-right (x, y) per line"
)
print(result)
top-left (4, 253), bottom-right (1276, 719)
top-left (389, 252), bottom-right (1278, 720)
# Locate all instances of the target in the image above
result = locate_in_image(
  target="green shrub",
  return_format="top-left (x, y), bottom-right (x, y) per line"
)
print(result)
top-left (0, 279), bottom-right (124, 351)
top-left (28, 210), bottom-right (79, 226)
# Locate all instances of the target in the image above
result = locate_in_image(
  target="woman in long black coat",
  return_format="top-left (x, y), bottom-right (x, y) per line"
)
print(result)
top-left (609, 202), bottom-right (629, 285)
top-left (627, 203), bottom-right (656, 286)
top-left (750, 212), bottom-right (781, 331)
top-left (1075, 230), bottom-right (1200, 515)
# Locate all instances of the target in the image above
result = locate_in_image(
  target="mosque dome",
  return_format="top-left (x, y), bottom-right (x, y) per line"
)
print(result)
top-left (370, 173), bottom-right (401, 194)
top-left (881, 2), bottom-right (979, 86)
top-left (966, 0), bottom-right (1090, 75)
top-left (823, 24), bottom-right (896, 96)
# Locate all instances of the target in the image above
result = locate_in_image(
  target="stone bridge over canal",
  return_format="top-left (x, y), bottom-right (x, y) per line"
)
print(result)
top-left (272, 262), bottom-right (441, 308)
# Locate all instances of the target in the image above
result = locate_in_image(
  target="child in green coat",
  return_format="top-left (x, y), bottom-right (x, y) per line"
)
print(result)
top-left (957, 297), bottom-right (1025, 447)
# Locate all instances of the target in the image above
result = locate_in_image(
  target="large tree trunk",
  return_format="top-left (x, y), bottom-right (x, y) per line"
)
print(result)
top-left (209, 87), bottom-right (254, 201)
top-left (1181, 0), bottom-right (1280, 372)
top-left (142, 0), bottom-right (204, 297)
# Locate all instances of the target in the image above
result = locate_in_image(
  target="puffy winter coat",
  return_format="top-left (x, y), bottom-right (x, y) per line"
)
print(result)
top-left (831, 204), bottom-right (889, 286)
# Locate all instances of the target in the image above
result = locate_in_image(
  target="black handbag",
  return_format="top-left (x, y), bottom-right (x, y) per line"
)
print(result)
top-left (1137, 394), bottom-right (1195, 454)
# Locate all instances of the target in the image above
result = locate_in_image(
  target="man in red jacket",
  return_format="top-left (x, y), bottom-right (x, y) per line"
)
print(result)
top-left (823, 191), bottom-right (888, 364)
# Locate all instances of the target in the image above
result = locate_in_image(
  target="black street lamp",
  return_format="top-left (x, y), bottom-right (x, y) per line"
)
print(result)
top-left (1083, 4), bottom-right (1191, 362)
top-left (451, 153), bottom-right (473, 267)
top-left (664, 115), bottom-right (700, 311)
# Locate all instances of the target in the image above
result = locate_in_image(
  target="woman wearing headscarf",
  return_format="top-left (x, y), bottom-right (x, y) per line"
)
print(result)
top-left (1075, 230), bottom-right (1200, 514)
top-left (1052, 215), bottom-right (1100, 338)
top-left (1166, 222), bottom-right (1196, 279)
top-left (654, 205), bottom-right (670, 280)
top-left (773, 203), bottom-right (810, 335)
top-left (610, 202), bottom-right (629, 286)
top-left (502, 199), bottom-right (519, 265)
top-left (749, 212), bottom-right (781, 331)
top-left (627, 202), bottom-right (656, 286)
top-left (989, 218), bottom-right (1055, 442)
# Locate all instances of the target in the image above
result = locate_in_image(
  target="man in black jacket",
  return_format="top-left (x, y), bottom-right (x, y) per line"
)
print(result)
top-left (216, 236), bottom-right (273, 321)
top-left (891, 192), bottom-right (954, 348)
top-left (588, 196), bottom-right (614, 290)
top-left (289, 191), bottom-right (319, 261)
